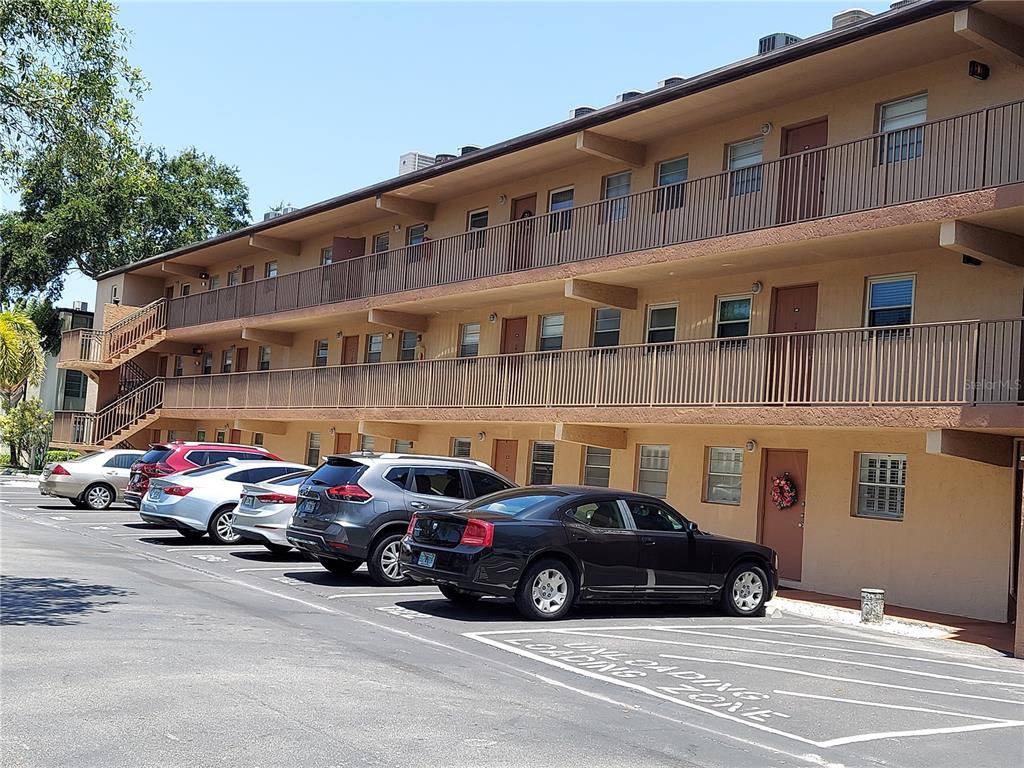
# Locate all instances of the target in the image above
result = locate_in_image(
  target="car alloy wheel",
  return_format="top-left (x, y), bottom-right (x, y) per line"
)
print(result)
top-left (380, 539), bottom-right (402, 581)
top-left (531, 568), bottom-right (568, 615)
top-left (84, 485), bottom-right (113, 510)
top-left (210, 509), bottom-right (241, 544)
top-left (731, 569), bottom-right (765, 613)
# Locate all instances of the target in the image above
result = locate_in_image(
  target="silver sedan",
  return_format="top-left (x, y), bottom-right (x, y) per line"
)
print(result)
top-left (38, 449), bottom-right (145, 510)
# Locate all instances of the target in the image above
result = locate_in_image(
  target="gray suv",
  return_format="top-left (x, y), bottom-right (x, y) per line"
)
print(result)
top-left (287, 453), bottom-right (515, 585)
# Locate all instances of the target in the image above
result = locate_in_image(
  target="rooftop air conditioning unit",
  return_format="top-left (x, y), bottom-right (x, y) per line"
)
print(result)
top-left (72, 301), bottom-right (88, 312)
top-left (399, 152), bottom-right (436, 176)
top-left (832, 8), bottom-right (872, 28)
top-left (434, 153), bottom-right (457, 163)
top-left (758, 32), bottom-right (802, 55)
top-left (616, 90), bottom-right (643, 103)
top-left (659, 76), bottom-right (685, 88)
top-left (570, 105), bottom-right (596, 118)
top-left (460, 145), bottom-right (480, 156)
top-left (263, 210), bottom-right (280, 221)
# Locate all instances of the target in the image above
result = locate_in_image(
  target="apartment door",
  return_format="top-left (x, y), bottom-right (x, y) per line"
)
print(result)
top-left (229, 428), bottom-right (242, 444)
top-left (759, 449), bottom-right (808, 581)
top-left (341, 336), bottom-right (359, 365)
top-left (769, 284), bottom-right (818, 403)
top-left (334, 432), bottom-right (352, 454)
top-left (510, 194), bottom-right (536, 270)
top-left (779, 118), bottom-right (828, 224)
top-left (235, 347), bottom-right (249, 373)
top-left (241, 266), bottom-right (255, 283)
top-left (492, 439), bottom-right (518, 482)
top-left (501, 317), bottom-right (528, 355)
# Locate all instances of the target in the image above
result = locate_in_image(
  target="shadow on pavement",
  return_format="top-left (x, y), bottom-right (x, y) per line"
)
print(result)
top-left (230, 550), bottom-right (316, 564)
top-left (1, 576), bottom-right (131, 627)
top-left (395, 598), bottom-right (725, 624)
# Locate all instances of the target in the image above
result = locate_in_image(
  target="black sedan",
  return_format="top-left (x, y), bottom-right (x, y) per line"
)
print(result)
top-left (399, 486), bottom-right (778, 620)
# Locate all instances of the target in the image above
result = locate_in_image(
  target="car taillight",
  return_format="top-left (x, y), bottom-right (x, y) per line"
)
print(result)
top-left (255, 493), bottom-right (297, 504)
top-left (51, 464), bottom-right (70, 476)
top-left (151, 463), bottom-right (174, 476)
top-left (163, 485), bottom-right (192, 496)
top-left (460, 519), bottom-right (494, 548)
top-left (325, 484), bottom-right (372, 502)
top-left (405, 513), bottom-right (418, 536)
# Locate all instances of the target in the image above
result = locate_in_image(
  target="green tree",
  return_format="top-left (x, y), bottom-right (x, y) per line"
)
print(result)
top-left (14, 296), bottom-right (62, 356)
top-left (0, 398), bottom-right (53, 469)
top-left (0, 308), bottom-right (46, 406)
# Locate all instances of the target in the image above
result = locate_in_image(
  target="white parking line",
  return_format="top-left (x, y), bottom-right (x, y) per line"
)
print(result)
top-left (112, 532), bottom-right (180, 537)
top-left (234, 566), bottom-right (325, 572)
top-left (746, 626), bottom-right (994, 657)
top-left (326, 591), bottom-right (439, 599)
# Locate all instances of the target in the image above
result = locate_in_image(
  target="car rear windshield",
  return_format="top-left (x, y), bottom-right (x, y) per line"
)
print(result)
top-left (471, 494), bottom-right (565, 517)
top-left (138, 447), bottom-right (172, 464)
top-left (305, 459), bottom-right (367, 487)
top-left (272, 472), bottom-right (312, 487)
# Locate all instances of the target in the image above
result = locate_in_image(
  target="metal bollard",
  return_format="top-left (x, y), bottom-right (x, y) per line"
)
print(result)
top-left (861, 588), bottom-right (885, 624)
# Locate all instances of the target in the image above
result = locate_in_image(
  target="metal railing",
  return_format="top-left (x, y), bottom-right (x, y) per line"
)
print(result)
top-left (161, 319), bottom-right (1023, 412)
top-left (51, 378), bottom-right (165, 446)
top-left (58, 299), bottom-right (167, 365)
top-left (166, 99), bottom-right (1024, 329)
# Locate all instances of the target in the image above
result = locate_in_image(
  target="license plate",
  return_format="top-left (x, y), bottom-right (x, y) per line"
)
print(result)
top-left (297, 497), bottom-right (319, 515)
top-left (417, 552), bottom-right (436, 568)
top-left (241, 496), bottom-right (257, 509)
top-left (148, 488), bottom-right (163, 500)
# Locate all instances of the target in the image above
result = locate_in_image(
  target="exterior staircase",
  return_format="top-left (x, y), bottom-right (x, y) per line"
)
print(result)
top-left (50, 378), bottom-right (165, 451)
top-left (58, 299), bottom-right (168, 372)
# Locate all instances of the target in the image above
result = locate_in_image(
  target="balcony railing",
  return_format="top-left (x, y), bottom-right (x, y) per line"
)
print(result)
top-left (161, 319), bottom-right (1023, 412)
top-left (166, 99), bottom-right (1024, 330)
top-left (59, 299), bottom-right (167, 365)
top-left (51, 378), bottom-right (165, 446)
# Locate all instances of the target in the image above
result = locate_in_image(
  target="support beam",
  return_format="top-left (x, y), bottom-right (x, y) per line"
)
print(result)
top-left (241, 327), bottom-right (295, 346)
top-left (375, 193), bottom-right (436, 222)
top-left (367, 309), bottom-right (430, 333)
top-left (925, 429), bottom-right (1014, 467)
top-left (575, 130), bottom-right (646, 168)
top-left (233, 419), bottom-right (288, 435)
top-left (161, 262), bottom-right (207, 278)
top-left (155, 341), bottom-right (204, 356)
top-left (555, 423), bottom-right (628, 450)
top-left (150, 418), bottom-right (201, 432)
top-left (939, 220), bottom-right (1024, 268)
top-left (248, 233), bottom-right (301, 256)
top-left (564, 278), bottom-right (638, 310)
top-left (358, 421), bottom-right (420, 442)
top-left (954, 8), bottom-right (1024, 66)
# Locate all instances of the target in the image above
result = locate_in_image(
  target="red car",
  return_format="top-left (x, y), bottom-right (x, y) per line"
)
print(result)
top-left (125, 441), bottom-right (282, 509)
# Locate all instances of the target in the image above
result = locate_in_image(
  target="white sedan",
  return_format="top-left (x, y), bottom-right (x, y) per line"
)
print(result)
top-left (232, 470), bottom-right (312, 554)
top-left (139, 459), bottom-right (311, 543)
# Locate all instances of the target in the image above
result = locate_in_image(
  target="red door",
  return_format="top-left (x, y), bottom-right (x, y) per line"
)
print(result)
top-left (235, 347), bottom-right (249, 373)
top-left (229, 428), bottom-right (242, 444)
top-left (769, 284), bottom-right (818, 403)
top-left (334, 432), bottom-right (352, 454)
top-left (779, 119), bottom-right (828, 223)
top-left (492, 439), bottom-right (518, 482)
top-left (241, 266), bottom-right (255, 283)
top-left (341, 336), bottom-right (359, 365)
top-left (759, 449), bottom-right (808, 581)
top-left (501, 317), bottom-right (528, 355)
top-left (509, 194), bottom-right (536, 270)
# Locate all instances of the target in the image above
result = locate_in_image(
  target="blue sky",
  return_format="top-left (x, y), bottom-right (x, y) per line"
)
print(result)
top-left (47, 0), bottom-right (894, 306)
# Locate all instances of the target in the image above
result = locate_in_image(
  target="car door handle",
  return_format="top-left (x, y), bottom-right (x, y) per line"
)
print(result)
top-left (409, 502), bottom-right (429, 510)
top-left (640, 537), bottom-right (657, 546)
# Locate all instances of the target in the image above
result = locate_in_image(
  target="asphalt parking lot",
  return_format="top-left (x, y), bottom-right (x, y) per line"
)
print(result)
top-left (2, 482), bottom-right (1022, 768)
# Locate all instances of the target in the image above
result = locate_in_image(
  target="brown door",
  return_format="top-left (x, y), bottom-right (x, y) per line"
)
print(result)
top-left (241, 266), bottom-right (255, 283)
top-left (334, 432), bottom-right (352, 454)
top-left (229, 428), bottom-right (242, 444)
top-left (341, 336), bottom-right (359, 365)
top-left (501, 317), bottom-right (528, 355)
top-left (779, 118), bottom-right (828, 223)
top-left (769, 284), bottom-right (818, 402)
top-left (492, 439), bottom-right (518, 482)
top-left (235, 347), bottom-right (249, 373)
top-left (510, 194), bottom-right (536, 270)
top-left (759, 449), bottom-right (808, 581)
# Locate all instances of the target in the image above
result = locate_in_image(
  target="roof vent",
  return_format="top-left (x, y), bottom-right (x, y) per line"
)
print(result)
top-left (571, 105), bottom-right (596, 118)
top-left (434, 153), bottom-right (457, 163)
top-left (758, 32), bottom-right (802, 55)
top-left (616, 90), bottom-right (644, 103)
top-left (399, 151), bottom-right (436, 176)
top-left (832, 8), bottom-right (872, 28)
top-left (889, 0), bottom-right (920, 9)
top-left (659, 76), bottom-right (685, 88)
top-left (460, 145), bottom-right (480, 156)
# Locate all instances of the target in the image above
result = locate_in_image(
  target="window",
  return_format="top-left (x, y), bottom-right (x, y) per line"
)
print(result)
top-left (257, 345), bottom-right (271, 371)
top-left (459, 323), bottom-right (481, 357)
top-left (866, 275), bottom-right (914, 328)
top-left (264, 261), bottom-right (278, 279)
top-left (410, 467), bottom-right (466, 499)
top-left (879, 93), bottom-right (927, 162)
top-left (399, 331), bottom-right (418, 362)
top-left (582, 446), bottom-right (611, 488)
top-left (359, 434), bottom-right (376, 452)
top-left (530, 441), bottom-right (555, 485)
top-left (592, 308), bottom-right (621, 347)
top-left (111, 284), bottom-right (120, 303)
top-left (539, 314), bottom-right (564, 352)
top-left (210, 275), bottom-right (220, 290)
top-left (372, 232), bottom-right (389, 254)
top-left (469, 470), bottom-right (511, 497)
top-left (366, 334), bottom-right (383, 363)
top-left (104, 453), bottom-right (141, 469)
top-left (201, 352), bottom-right (213, 375)
top-left (705, 447), bottom-right (743, 505)
top-left (385, 466), bottom-right (412, 490)
top-left (320, 247), bottom-right (333, 265)
top-left (227, 270), bottom-right (239, 287)
top-left (407, 224), bottom-right (428, 246)
top-left (196, 429), bottom-right (206, 441)
top-left (467, 208), bottom-right (488, 249)
top-left (602, 171), bottom-right (631, 222)
top-left (253, 432), bottom-right (264, 447)
top-left (716, 295), bottom-right (752, 338)
top-left (646, 303), bottom-right (677, 344)
top-left (215, 430), bottom-right (226, 443)
top-left (451, 437), bottom-right (473, 458)
top-left (60, 370), bottom-right (87, 409)
top-left (637, 444), bottom-right (670, 498)
top-left (313, 339), bottom-right (329, 367)
top-left (221, 348), bottom-right (233, 374)
top-left (306, 432), bottom-right (321, 465)
top-left (570, 500), bottom-right (624, 529)
top-left (393, 439), bottom-right (413, 453)
top-left (548, 187), bottom-right (574, 232)
top-left (180, 283), bottom-right (191, 297)
top-left (856, 453), bottom-right (907, 521)
top-left (627, 500), bottom-right (686, 532)
top-left (656, 156), bottom-right (688, 211)
top-left (173, 355), bottom-right (183, 377)
top-left (728, 137), bottom-right (764, 195)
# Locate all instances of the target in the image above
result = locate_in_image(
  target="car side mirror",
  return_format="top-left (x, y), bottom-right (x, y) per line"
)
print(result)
top-left (685, 520), bottom-right (699, 534)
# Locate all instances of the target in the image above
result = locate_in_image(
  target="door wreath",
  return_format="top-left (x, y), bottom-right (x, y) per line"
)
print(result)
top-left (771, 473), bottom-right (798, 509)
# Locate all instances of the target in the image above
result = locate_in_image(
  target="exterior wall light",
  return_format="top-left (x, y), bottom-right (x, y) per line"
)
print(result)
top-left (488, 313), bottom-right (498, 323)
top-left (745, 440), bottom-right (757, 453)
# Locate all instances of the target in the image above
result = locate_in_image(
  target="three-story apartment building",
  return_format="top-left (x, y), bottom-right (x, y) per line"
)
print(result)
top-left (55, 1), bottom-right (1024, 648)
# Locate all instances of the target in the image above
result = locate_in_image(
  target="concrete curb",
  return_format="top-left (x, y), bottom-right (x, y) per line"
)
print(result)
top-left (767, 595), bottom-right (951, 639)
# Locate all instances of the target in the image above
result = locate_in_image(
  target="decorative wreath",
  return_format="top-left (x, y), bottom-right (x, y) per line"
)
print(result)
top-left (771, 473), bottom-right (798, 510)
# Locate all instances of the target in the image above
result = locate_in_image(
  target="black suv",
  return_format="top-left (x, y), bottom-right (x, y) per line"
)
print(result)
top-left (287, 453), bottom-right (514, 585)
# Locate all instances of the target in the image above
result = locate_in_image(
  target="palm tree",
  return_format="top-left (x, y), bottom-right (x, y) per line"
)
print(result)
top-left (0, 308), bottom-right (46, 408)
